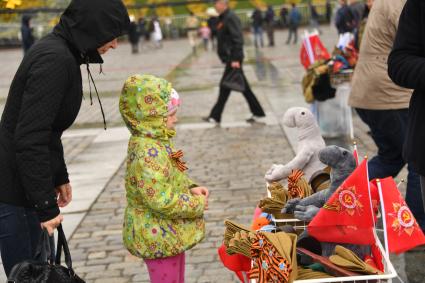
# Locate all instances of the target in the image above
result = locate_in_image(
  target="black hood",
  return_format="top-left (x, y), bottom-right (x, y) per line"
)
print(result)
top-left (53, 0), bottom-right (130, 64)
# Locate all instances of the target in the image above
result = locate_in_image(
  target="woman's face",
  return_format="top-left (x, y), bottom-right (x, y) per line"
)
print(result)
top-left (166, 110), bottom-right (178, 130)
top-left (97, 39), bottom-right (118, 55)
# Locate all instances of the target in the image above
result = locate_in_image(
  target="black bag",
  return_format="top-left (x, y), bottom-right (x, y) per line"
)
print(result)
top-left (312, 73), bottom-right (336, 102)
top-left (220, 68), bottom-right (246, 92)
top-left (7, 224), bottom-right (85, 283)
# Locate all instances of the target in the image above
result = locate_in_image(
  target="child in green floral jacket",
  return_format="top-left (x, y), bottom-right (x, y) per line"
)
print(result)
top-left (119, 74), bottom-right (209, 283)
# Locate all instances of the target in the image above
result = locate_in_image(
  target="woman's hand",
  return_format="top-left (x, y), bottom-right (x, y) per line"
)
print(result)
top-left (191, 186), bottom-right (209, 210)
top-left (41, 214), bottom-right (63, 235)
top-left (56, 183), bottom-right (72, 207)
top-left (231, 61), bottom-right (241, 68)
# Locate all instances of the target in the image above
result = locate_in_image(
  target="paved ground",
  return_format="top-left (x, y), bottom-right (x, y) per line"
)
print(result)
top-left (1, 25), bottom-right (423, 283)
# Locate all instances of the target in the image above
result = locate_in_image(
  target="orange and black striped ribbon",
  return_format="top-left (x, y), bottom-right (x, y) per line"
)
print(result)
top-left (171, 150), bottom-right (188, 172)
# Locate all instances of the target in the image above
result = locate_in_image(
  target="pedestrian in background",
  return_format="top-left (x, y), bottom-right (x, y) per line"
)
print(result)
top-left (207, 9), bottom-right (219, 50)
top-left (150, 16), bottom-right (163, 49)
top-left (326, 0), bottom-right (332, 23)
top-left (251, 7), bottom-right (264, 48)
top-left (280, 5), bottom-right (288, 28)
top-left (138, 17), bottom-right (147, 49)
top-left (389, 0), bottom-right (425, 229)
top-left (357, 0), bottom-right (374, 50)
top-left (204, 0), bottom-right (266, 124)
top-left (0, 0), bottom-right (129, 276)
top-left (335, 0), bottom-right (355, 34)
top-left (309, 2), bottom-right (322, 34)
top-left (350, 0), bottom-right (425, 232)
top-left (287, 3), bottom-right (301, 44)
top-left (21, 15), bottom-right (34, 54)
top-left (185, 11), bottom-right (199, 54)
top-left (128, 16), bottom-right (140, 54)
top-left (264, 5), bottom-right (275, 47)
top-left (199, 21), bottom-right (211, 51)
top-left (348, 0), bottom-right (365, 28)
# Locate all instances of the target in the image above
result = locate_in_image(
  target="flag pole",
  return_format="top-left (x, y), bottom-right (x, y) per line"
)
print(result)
top-left (376, 179), bottom-right (390, 258)
top-left (353, 141), bottom-right (359, 166)
top-left (365, 156), bottom-right (376, 228)
top-left (397, 179), bottom-right (405, 188)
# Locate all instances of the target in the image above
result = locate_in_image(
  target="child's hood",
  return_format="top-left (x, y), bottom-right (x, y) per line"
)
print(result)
top-left (119, 74), bottom-right (174, 139)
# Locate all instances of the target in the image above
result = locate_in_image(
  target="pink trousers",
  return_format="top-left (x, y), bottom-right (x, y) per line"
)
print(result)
top-left (144, 253), bottom-right (185, 283)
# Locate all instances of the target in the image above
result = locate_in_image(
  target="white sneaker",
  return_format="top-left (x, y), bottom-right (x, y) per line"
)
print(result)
top-left (202, 117), bottom-right (219, 124)
top-left (247, 115), bottom-right (267, 123)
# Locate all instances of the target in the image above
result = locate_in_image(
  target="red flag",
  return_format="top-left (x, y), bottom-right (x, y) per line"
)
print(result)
top-left (308, 159), bottom-right (375, 245)
top-left (379, 177), bottom-right (425, 254)
top-left (300, 33), bottom-right (331, 69)
top-left (218, 244), bottom-right (251, 282)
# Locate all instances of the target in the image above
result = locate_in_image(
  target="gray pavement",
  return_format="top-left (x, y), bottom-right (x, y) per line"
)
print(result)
top-left (0, 25), bottom-right (422, 283)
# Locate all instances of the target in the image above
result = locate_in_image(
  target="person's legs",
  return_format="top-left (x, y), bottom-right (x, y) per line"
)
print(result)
top-left (294, 26), bottom-right (298, 44)
top-left (355, 109), bottom-right (406, 179)
top-left (253, 28), bottom-right (259, 48)
top-left (286, 27), bottom-right (293, 44)
top-left (257, 28), bottom-right (264, 47)
top-left (0, 203), bottom-right (42, 276)
top-left (209, 87), bottom-right (231, 122)
top-left (144, 253), bottom-right (185, 283)
top-left (406, 168), bottom-right (425, 231)
top-left (267, 24), bottom-right (274, 46)
top-left (209, 64), bottom-right (233, 122)
top-left (240, 67), bottom-right (265, 117)
top-left (356, 108), bottom-right (425, 229)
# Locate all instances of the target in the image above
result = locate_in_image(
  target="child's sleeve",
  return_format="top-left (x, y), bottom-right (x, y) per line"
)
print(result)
top-left (134, 156), bottom-right (206, 219)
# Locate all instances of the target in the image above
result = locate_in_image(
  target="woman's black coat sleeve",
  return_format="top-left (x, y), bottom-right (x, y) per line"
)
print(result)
top-left (388, 0), bottom-right (425, 90)
top-left (14, 52), bottom-right (71, 222)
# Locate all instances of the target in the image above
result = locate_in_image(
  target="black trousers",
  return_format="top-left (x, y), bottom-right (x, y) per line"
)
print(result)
top-left (356, 108), bottom-right (425, 230)
top-left (0, 202), bottom-right (42, 276)
top-left (209, 63), bottom-right (265, 122)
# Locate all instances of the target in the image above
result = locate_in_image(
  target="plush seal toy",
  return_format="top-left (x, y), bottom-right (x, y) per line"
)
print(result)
top-left (265, 107), bottom-right (326, 183)
top-left (283, 145), bottom-right (356, 221)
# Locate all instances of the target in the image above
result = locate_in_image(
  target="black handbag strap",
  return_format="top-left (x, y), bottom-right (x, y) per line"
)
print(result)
top-left (55, 224), bottom-right (73, 270)
top-left (34, 229), bottom-right (55, 264)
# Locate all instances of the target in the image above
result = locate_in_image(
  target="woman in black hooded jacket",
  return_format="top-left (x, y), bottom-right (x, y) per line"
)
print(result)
top-left (0, 0), bottom-right (129, 275)
top-left (388, 0), bottom-right (425, 222)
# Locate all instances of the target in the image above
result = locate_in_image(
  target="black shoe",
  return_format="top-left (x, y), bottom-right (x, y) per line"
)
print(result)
top-left (246, 115), bottom-right (266, 123)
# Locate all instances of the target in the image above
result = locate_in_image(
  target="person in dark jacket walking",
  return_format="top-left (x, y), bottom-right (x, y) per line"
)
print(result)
top-left (264, 5), bottom-right (275, 47)
top-left (21, 15), bottom-right (35, 54)
top-left (287, 3), bottom-right (301, 44)
top-left (204, 0), bottom-right (266, 124)
top-left (129, 16), bottom-right (140, 54)
top-left (388, 0), bottom-right (425, 229)
top-left (0, 0), bottom-right (129, 276)
top-left (335, 0), bottom-right (355, 34)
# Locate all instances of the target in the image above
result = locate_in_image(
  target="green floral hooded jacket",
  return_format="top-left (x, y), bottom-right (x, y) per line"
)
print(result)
top-left (119, 74), bottom-right (205, 259)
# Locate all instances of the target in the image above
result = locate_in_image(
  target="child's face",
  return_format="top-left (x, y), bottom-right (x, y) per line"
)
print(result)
top-left (166, 110), bottom-right (178, 130)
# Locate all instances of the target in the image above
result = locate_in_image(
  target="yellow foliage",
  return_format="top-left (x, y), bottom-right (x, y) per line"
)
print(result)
top-left (250, 0), bottom-right (266, 10)
top-left (187, 2), bottom-right (207, 16)
top-left (3, 0), bottom-right (22, 9)
top-left (147, 0), bottom-right (174, 17)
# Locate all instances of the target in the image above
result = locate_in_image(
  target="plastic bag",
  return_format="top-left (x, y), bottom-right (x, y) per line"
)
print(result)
top-left (315, 82), bottom-right (352, 138)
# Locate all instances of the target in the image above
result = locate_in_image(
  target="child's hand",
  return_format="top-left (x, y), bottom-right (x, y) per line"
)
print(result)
top-left (190, 186), bottom-right (209, 197)
top-left (191, 187), bottom-right (209, 210)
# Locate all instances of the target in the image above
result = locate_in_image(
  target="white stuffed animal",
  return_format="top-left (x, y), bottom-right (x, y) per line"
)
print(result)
top-left (265, 107), bottom-right (326, 182)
